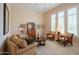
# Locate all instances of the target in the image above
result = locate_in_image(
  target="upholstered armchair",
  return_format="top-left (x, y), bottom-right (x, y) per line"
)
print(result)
top-left (63, 33), bottom-right (74, 46)
top-left (46, 31), bottom-right (55, 40)
top-left (57, 33), bottom-right (74, 46)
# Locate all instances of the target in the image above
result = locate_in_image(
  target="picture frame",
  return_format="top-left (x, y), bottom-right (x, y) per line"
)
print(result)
top-left (3, 3), bottom-right (9, 35)
top-left (27, 23), bottom-right (35, 30)
top-left (36, 24), bottom-right (40, 29)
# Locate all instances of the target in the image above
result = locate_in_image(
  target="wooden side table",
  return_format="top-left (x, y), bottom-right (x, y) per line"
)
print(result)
top-left (37, 37), bottom-right (46, 46)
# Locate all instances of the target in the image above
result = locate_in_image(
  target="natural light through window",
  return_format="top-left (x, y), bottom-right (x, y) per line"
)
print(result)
top-left (51, 14), bottom-right (56, 31)
top-left (58, 11), bottom-right (64, 33)
top-left (68, 7), bottom-right (77, 35)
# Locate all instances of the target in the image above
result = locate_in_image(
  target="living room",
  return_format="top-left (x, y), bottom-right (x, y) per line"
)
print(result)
top-left (0, 3), bottom-right (79, 55)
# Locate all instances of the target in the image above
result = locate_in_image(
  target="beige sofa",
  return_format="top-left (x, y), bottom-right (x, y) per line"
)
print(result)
top-left (7, 34), bottom-right (37, 55)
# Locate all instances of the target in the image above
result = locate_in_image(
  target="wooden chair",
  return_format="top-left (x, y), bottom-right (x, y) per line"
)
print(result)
top-left (58, 33), bottom-right (74, 46)
top-left (56, 32), bottom-right (61, 42)
top-left (63, 33), bottom-right (74, 46)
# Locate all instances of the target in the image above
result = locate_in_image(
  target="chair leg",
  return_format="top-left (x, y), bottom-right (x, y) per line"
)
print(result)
top-left (63, 42), bottom-right (66, 46)
top-left (71, 42), bottom-right (73, 46)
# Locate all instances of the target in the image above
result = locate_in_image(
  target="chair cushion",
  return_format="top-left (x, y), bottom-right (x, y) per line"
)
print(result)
top-left (48, 32), bottom-right (54, 34)
top-left (65, 33), bottom-right (72, 38)
top-left (47, 35), bottom-right (53, 37)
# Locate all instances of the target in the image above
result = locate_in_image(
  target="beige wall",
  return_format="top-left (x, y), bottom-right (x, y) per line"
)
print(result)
top-left (1, 3), bottom-right (79, 52)
top-left (0, 4), bottom-right (44, 52)
top-left (44, 3), bottom-right (79, 37)
top-left (10, 5), bottom-right (44, 35)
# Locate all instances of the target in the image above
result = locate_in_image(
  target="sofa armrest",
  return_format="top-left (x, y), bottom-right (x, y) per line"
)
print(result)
top-left (7, 39), bottom-right (19, 55)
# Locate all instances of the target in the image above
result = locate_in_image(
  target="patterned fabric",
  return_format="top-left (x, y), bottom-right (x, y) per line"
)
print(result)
top-left (7, 35), bottom-right (37, 55)
top-left (7, 39), bottom-right (19, 54)
top-left (10, 35), bottom-right (27, 48)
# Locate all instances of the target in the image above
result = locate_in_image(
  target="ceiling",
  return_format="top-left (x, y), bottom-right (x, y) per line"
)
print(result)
top-left (10, 3), bottom-right (63, 12)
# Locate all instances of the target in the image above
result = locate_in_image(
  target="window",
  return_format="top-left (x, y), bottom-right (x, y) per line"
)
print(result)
top-left (68, 7), bottom-right (77, 35)
top-left (51, 14), bottom-right (56, 31)
top-left (58, 11), bottom-right (64, 33)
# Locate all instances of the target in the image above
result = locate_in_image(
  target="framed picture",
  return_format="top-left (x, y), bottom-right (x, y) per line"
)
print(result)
top-left (3, 3), bottom-right (9, 35)
top-left (36, 24), bottom-right (40, 29)
top-left (27, 23), bottom-right (35, 30)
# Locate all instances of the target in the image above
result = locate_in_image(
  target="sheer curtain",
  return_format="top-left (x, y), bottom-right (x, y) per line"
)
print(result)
top-left (51, 14), bottom-right (56, 31)
top-left (68, 7), bottom-right (77, 35)
top-left (58, 11), bottom-right (65, 33)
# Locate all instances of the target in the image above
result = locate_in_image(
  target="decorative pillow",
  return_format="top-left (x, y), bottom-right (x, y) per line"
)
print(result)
top-left (16, 34), bottom-right (21, 38)
top-left (21, 40), bottom-right (27, 48)
top-left (16, 34), bottom-right (27, 48)
top-left (10, 35), bottom-right (27, 48)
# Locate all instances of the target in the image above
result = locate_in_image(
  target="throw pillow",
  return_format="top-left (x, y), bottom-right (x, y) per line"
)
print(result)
top-left (10, 35), bottom-right (27, 48)
top-left (21, 40), bottom-right (27, 48)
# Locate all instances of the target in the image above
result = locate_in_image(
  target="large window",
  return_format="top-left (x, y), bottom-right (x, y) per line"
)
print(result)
top-left (51, 14), bottom-right (56, 31)
top-left (68, 7), bottom-right (77, 35)
top-left (58, 11), bottom-right (65, 33)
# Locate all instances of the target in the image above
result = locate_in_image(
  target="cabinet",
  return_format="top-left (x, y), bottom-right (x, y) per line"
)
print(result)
top-left (27, 23), bottom-right (36, 37)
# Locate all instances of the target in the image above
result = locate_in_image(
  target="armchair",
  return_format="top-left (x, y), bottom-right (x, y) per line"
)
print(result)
top-left (46, 31), bottom-right (55, 40)
top-left (63, 33), bottom-right (74, 46)
top-left (57, 33), bottom-right (74, 46)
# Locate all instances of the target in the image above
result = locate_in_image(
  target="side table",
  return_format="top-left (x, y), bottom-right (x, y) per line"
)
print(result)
top-left (37, 37), bottom-right (46, 46)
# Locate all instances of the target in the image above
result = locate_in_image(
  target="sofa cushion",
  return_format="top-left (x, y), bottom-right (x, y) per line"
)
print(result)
top-left (10, 35), bottom-right (27, 48)
top-left (22, 40), bottom-right (27, 48)
top-left (16, 42), bottom-right (37, 54)
top-left (16, 34), bottom-right (21, 38)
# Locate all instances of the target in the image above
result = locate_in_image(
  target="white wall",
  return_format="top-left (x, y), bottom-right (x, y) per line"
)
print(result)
top-left (77, 6), bottom-right (79, 38)
top-left (0, 3), bottom-right (4, 47)
top-left (0, 4), bottom-right (6, 51)
top-left (0, 3), bottom-right (11, 51)
top-left (10, 5), bottom-right (44, 35)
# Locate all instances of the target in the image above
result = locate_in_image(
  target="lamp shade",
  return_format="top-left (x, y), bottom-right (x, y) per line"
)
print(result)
top-left (19, 28), bottom-right (23, 31)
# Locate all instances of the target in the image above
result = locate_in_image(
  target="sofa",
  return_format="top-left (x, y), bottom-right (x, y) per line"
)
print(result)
top-left (7, 34), bottom-right (37, 55)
